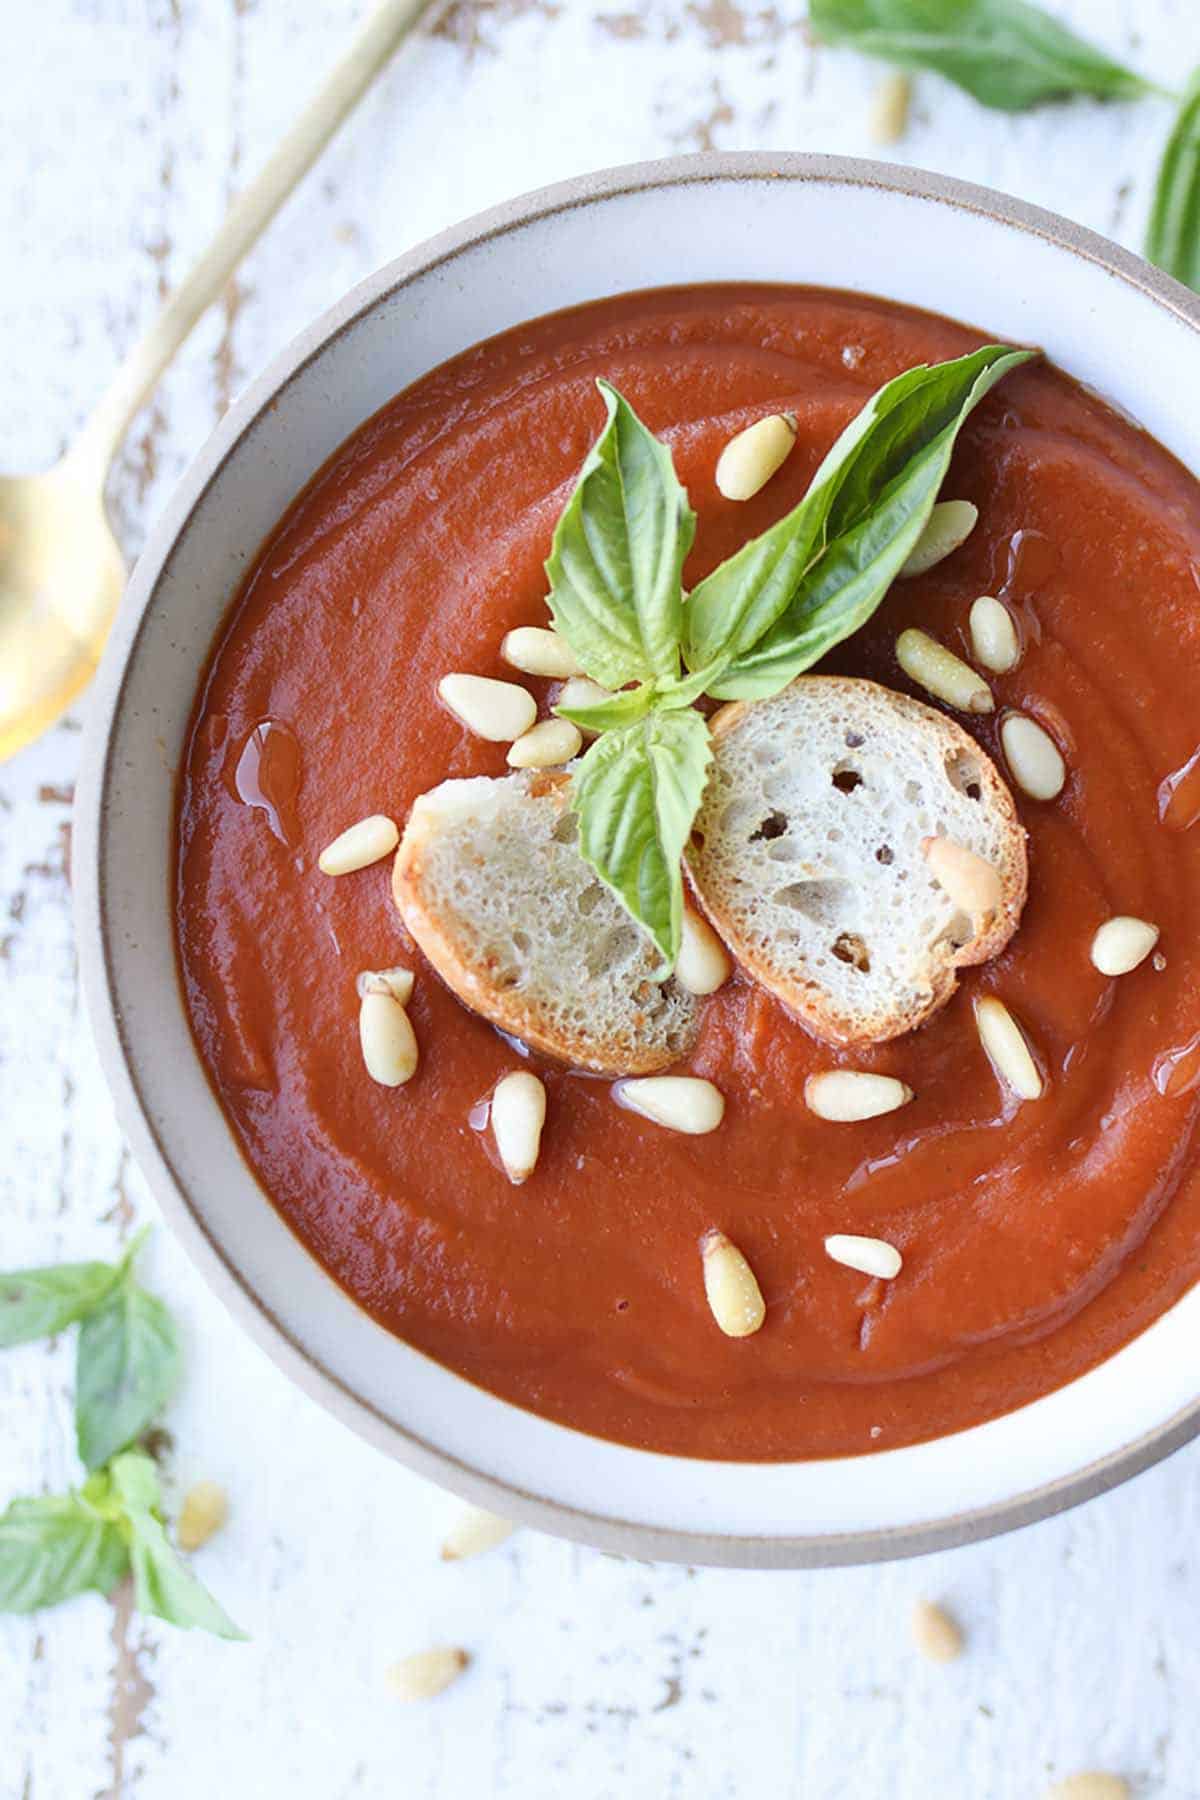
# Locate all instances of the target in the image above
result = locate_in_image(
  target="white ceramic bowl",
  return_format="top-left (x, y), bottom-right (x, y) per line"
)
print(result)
top-left (76, 153), bottom-right (1200, 1567)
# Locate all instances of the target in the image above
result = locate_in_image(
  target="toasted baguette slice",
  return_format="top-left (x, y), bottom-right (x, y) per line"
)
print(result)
top-left (392, 771), bottom-right (699, 1076)
top-left (688, 676), bottom-right (1027, 1047)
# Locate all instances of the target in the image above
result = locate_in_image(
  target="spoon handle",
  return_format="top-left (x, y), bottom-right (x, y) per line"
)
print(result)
top-left (71, 0), bottom-right (432, 478)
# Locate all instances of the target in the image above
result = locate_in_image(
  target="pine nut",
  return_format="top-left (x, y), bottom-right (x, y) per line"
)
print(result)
top-left (616, 1076), bottom-right (725, 1135)
top-left (356, 966), bottom-right (414, 1005)
top-left (900, 499), bottom-right (978, 577)
top-left (359, 990), bottom-right (419, 1087)
top-left (715, 412), bottom-right (798, 501)
top-left (869, 70), bottom-right (911, 144)
top-left (675, 907), bottom-right (731, 995)
top-left (176, 1481), bottom-right (228, 1553)
top-left (1091, 916), bottom-right (1159, 977)
top-left (556, 676), bottom-right (616, 734)
top-left (824, 1234), bottom-right (903, 1279)
top-left (438, 673), bottom-right (537, 742)
top-left (490, 1070), bottom-right (546, 1183)
top-left (1001, 712), bottom-right (1066, 800)
top-left (922, 836), bottom-right (1002, 921)
top-left (701, 1230), bottom-right (766, 1337)
top-left (975, 995), bottom-right (1042, 1101)
top-left (506, 717), bottom-right (583, 769)
top-left (896, 628), bottom-right (993, 713)
top-left (501, 625), bottom-right (582, 679)
top-left (1044, 1778), bottom-right (1129, 1800)
top-left (385, 1647), bottom-right (469, 1702)
top-left (440, 1504), bottom-right (515, 1561)
top-left (805, 1071), bottom-right (913, 1122)
top-left (318, 813), bottom-right (399, 876)
top-left (911, 1599), bottom-right (964, 1663)
top-left (968, 595), bottom-right (1020, 673)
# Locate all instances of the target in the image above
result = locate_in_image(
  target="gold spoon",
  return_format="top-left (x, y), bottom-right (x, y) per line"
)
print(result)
top-left (0, 0), bottom-right (432, 764)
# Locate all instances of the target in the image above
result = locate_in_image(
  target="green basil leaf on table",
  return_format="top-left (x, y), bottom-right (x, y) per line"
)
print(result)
top-left (809, 0), bottom-right (1157, 111)
top-left (570, 707), bottom-right (712, 969)
top-left (109, 1452), bottom-right (246, 1640)
top-left (0, 1259), bottom-right (122, 1348)
top-left (545, 379), bottom-right (696, 689)
top-left (106, 1446), bottom-right (161, 1511)
top-left (1146, 66), bottom-right (1200, 291)
top-left (0, 1487), bottom-right (128, 1613)
top-left (686, 344), bottom-right (1034, 700)
top-left (75, 1276), bottom-right (181, 1471)
top-left (128, 1511), bottom-right (246, 1640)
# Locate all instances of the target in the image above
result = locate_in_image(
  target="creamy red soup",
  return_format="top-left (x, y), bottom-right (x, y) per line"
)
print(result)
top-left (176, 284), bottom-right (1200, 1461)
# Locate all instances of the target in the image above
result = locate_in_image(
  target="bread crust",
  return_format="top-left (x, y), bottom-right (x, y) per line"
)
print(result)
top-left (689, 675), bottom-right (1028, 1046)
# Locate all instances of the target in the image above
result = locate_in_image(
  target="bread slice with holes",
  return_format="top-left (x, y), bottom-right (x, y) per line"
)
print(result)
top-left (391, 770), bottom-right (700, 1075)
top-left (688, 675), bottom-right (1027, 1046)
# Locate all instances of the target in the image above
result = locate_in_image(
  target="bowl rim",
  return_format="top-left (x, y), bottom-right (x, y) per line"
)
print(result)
top-left (75, 149), bottom-right (1200, 1569)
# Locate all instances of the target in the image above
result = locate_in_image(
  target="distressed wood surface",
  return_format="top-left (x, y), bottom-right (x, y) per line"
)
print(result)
top-left (3, 3), bottom-right (1199, 1795)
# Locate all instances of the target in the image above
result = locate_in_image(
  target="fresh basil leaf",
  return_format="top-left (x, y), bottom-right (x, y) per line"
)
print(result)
top-left (687, 344), bottom-right (1033, 701)
top-left (109, 1453), bottom-right (245, 1641)
top-left (712, 439), bottom-right (967, 694)
top-left (1147, 66), bottom-right (1200, 291)
top-left (545, 380), bottom-right (696, 690)
top-left (810, 0), bottom-right (1156, 111)
top-left (570, 707), bottom-right (712, 968)
top-left (129, 1512), bottom-right (246, 1640)
top-left (555, 682), bottom-right (656, 733)
top-left (0, 1260), bottom-right (122, 1348)
top-left (75, 1279), bottom-right (181, 1471)
top-left (107, 1448), bottom-right (161, 1512)
top-left (0, 1225), bottom-right (155, 1351)
top-left (655, 661), bottom-right (727, 711)
top-left (685, 345), bottom-right (1020, 676)
top-left (0, 1487), bottom-right (128, 1613)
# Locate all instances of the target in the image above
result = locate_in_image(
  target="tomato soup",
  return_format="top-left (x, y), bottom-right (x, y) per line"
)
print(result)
top-left (175, 285), bottom-right (1200, 1460)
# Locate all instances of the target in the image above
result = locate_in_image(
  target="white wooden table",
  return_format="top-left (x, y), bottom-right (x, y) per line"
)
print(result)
top-left (3, 4), bottom-right (1199, 1795)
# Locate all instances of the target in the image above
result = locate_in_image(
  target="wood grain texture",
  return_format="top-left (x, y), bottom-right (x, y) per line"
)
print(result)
top-left (2, 2), bottom-right (1199, 1795)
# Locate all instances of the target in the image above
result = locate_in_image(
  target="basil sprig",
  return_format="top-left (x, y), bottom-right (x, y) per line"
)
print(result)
top-left (2, 1225), bottom-right (179, 1467)
top-left (0, 1454), bottom-right (244, 1641)
top-left (1, 1231), bottom-right (243, 1638)
top-left (809, 0), bottom-right (1159, 111)
top-left (684, 344), bottom-right (1031, 698)
top-left (548, 345), bottom-right (1033, 966)
top-left (0, 1455), bottom-right (244, 1638)
top-left (1146, 67), bottom-right (1200, 291)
